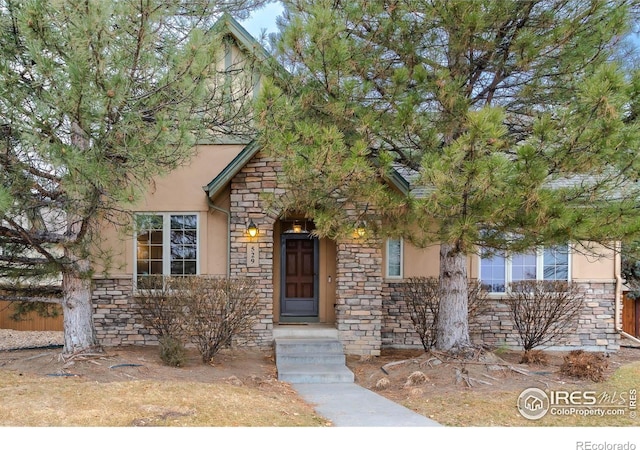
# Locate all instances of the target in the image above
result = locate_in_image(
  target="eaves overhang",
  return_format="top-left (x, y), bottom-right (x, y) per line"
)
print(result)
top-left (203, 140), bottom-right (261, 200)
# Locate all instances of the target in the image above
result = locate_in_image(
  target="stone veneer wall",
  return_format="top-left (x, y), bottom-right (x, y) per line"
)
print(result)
top-left (335, 238), bottom-right (385, 356)
top-left (382, 279), bottom-right (620, 352)
top-left (228, 151), bottom-right (284, 348)
top-left (381, 281), bottom-right (423, 348)
top-left (90, 151), bottom-right (285, 349)
top-left (92, 277), bottom-right (156, 346)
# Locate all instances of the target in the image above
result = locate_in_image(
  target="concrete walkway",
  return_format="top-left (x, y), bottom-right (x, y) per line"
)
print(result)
top-left (273, 325), bottom-right (441, 427)
top-left (291, 382), bottom-right (442, 427)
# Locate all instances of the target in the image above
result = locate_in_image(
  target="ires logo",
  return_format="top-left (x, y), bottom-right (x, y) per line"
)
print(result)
top-left (517, 388), bottom-right (637, 420)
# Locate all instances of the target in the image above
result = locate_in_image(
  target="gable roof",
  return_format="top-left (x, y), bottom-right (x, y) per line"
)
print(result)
top-left (203, 15), bottom-right (411, 201)
top-left (213, 13), bottom-right (271, 62)
top-left (203, 140), bottom-right (261, 200)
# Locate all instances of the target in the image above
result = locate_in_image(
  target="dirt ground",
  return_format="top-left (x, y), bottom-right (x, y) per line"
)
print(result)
top-left (0, 345), bottom-right (279, 385)
top-left (347, 343), bottom-right (640, 404)
top-left (1, 339), bottom-right (640, 407)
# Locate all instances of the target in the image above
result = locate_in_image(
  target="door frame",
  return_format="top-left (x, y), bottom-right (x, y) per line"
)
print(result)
top-left (279, 232), bottom-right (319, 321)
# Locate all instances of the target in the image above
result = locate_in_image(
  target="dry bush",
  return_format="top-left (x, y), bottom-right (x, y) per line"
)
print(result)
top-left (136, 275), bottom-right (186, 340)
top-left (403, 276), bottom-right (440, 350)
top-left (175, 276), bottom-right (259, 363)
top-left (136, 275), bottom-right (259, 364)
top-left (468, 278), bottom-right (489, 322)
top-left (402, 277), bottom-right (488, 350)
top-left (560, 350), bottom-right (609, 382)
top-left (520, 349), bottom-right (548, 365)
top-left (505, 280), bottom-right (583, 352)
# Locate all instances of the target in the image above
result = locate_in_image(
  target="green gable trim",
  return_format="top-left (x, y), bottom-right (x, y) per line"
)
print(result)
top-left (213, 13), bottom-right (271, 62)
top-left (203, 140), bottom-right (261, 200)
top-left (387, 167), bottom-right (410, 196)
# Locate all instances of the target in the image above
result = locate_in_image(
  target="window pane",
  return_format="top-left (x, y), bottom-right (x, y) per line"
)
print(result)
top-left (136, 215), bottom-right (163, 281)
top-left (387, 239), bottom-right (402, 277)
top-left (480, 250), bottom-right (505, 293)
top-left (184, 261), bottom-right (197, 275)
top-left (544, 245), bottom-right (569, 280)
top-left (512, 252), bottom-right (537, 281)
top-left (169, 214), bottom-right (197, 276)
top-left (136, 213), bottom-right (198, 285)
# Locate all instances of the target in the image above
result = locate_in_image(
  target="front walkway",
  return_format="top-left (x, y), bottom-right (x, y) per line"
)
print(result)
top-left (292, 382), bottom-right (442, 427)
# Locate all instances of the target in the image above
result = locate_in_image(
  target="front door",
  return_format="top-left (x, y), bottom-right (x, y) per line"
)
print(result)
top-left (280, 234), bottom-right (319, 318)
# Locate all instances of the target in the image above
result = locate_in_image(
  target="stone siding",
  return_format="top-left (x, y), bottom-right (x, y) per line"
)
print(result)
top-left (228, 151), bottom-right (284, 348)
top-left (92, 277), bottom-right (155, 346)
top-left (335, 239), bottom-right (385, 356)
top-left (381, 281), bottom-right (423, 348)
top-left (382, 279), bottom-right (620, 352)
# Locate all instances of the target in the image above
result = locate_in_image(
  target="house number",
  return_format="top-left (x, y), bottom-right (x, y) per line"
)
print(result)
top-left (247, 243), bottom-right (259, 267)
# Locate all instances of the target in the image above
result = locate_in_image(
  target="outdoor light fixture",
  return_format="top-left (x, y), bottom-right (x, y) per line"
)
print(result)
top-left (247, 219), bottom-right (259, 238)
top-left (292, 221), bottom-right (303, 233)
top-left (355, 222), bottom-right (366, 238)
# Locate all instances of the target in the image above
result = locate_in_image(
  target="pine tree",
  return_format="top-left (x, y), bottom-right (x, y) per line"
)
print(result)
top-left (257, 0), bottom-right (640, 352)
top-left (0, 0), bottom-right (268, 355)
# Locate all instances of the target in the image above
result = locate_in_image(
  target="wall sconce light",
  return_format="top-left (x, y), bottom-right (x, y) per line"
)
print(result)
top-left (355, 221), bottom-right (366, 238)
top-left (247, 219), bottom-right (259, 238)
top-left (292, 221), bottom-right (303, 233)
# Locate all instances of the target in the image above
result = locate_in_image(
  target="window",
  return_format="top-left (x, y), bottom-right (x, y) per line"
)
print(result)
top-left (386, 238), bottom-right (403, 278)
top-left (479, 244), bottom-right (570, 293)
top-left (135, 213), bottom-right (198, 288)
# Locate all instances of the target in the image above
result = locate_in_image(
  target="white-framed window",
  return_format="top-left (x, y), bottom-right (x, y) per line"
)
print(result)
top-left (135, 213), bottom-right (199, 289)
top-left (386, 238), bottom-right (404, 279)
top-left (479, 244), bottom-right (570, 293)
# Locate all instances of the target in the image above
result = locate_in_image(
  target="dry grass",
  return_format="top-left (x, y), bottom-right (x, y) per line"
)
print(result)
top-left (401, 361), bottom-right (640, 426)
top-left (0, 371), bottom-right (327, 427)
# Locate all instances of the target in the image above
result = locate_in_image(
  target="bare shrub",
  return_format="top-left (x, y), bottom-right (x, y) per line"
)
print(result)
top-left (175, 276), bottom-right (259, 363)
top-left (467, 278), bottom-right (489, 322)
top-left (136, 275), bottom-right (186, 340)
top-left (402, 277), bottom-right (488, 350)
top-left (136, 276), bottom-right (190, 367)
top-left (560, 350), bottom-right (608, 382)
top-left (402, 276), bottom-right (440, 350)
top-left (505, 280), bottom-right (584, 353)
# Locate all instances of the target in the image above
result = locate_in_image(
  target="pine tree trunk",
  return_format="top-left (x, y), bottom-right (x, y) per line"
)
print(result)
top-left (59, 122), bottom-right (100, 355)
top-left (435, 242), bottom-right (471, 352)
top-left (61, 255), bottom-right (99, 355)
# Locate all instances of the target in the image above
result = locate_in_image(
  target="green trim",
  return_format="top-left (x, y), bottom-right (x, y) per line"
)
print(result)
top-left (203, 140), bottom-right (261, 200)
top-left (387, 167), bottom-right (411, 196)
top-left (213, 13), bottom-right (271, 62)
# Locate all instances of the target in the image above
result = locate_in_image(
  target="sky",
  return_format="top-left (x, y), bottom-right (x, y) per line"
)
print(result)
top-left (240, 2), bottom-right (639, 54)
top-left (239, 2), bottom-right (285, 38)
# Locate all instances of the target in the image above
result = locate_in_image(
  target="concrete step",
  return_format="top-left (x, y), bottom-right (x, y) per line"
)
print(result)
top-left (276, 351), bottom-right (346, 365)
top-left (273, 325), bottom-right (339, 340)
top-left (274, 336), bottom-right (354, 384)
top-left (275, 338), bottom-right (344, 354)
top-left (277, 363), bottom-right (355, 384)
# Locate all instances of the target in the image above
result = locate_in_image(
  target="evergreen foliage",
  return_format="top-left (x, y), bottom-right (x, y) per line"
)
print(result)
top-left (0, 0), bottom-right (269, 354)
top-left (258, 0), bottom-right (640, 351)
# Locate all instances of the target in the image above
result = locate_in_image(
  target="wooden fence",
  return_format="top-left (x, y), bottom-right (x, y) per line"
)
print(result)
top-left (0, 301), bottom-right (64, 331)
top-left (622, 293), bottom-right (639, 338)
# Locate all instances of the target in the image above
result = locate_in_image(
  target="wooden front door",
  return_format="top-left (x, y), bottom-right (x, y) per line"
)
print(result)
top-left (280, 234), bottom-right (319, 318)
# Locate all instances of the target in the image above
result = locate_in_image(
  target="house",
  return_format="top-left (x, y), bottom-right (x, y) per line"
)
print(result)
top-left (90, 15), bottom-right (624, 356)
